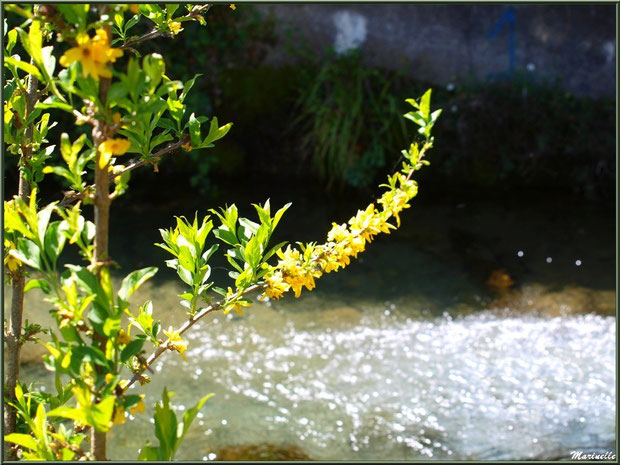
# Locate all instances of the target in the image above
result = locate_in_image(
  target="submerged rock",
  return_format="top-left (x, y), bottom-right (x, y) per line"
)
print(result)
top-left (490, 283), bottom-right (615, 317)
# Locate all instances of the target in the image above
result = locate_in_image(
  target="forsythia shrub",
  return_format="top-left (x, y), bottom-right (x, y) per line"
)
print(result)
top-left (2, 3), bottom-right (441, 461)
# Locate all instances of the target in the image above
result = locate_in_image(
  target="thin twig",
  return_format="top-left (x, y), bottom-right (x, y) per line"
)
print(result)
top-left (110, 135), bottom-right (190, 181)
top-left (122, 148), bottom-right (429, 393)
top-left (122, 284), bottom-right (262, 393)
top-left (121, 4), bottom-right (212, 50)
top-left (58, 136), bottom-right (190, 207)
top-left (121, 30), bottom-right (164, 49)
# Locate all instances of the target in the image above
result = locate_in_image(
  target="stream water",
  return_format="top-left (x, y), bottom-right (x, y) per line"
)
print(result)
top-left (7, 186), bottom-right (616, 460)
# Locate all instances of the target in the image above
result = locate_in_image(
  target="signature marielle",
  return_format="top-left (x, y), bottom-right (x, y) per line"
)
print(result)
top-left (571, 450), bottom-right (616, 461)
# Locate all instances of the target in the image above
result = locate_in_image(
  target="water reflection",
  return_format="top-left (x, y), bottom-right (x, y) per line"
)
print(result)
top-left (103, 298), bottom-right (614, 461)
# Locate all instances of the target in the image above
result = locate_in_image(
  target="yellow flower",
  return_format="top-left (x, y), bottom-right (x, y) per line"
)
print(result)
top-left (117, 329), bottom-right (131, 345)
top-left (230, 4), bottom-right (236, 10)
top-left (59, 29), bottom-right (123, 81)
top-left (327, 223), bottom-right (349, 243)
top-left (3, 239), bottom-right (21, 273)
top-left (105, 373), bottom-right (114, 384)
top-left (129, 395), bottom-right (146, 416)
top-left (129, 4), bottom-right (141, 15)
top-left (163, 326), bottom-right (188, 361)
top-left (109, 164), bottom-right (126, 175)
top-left (98, 138), bottom-right (131, 169)
top-left (92, 29), bottom-right (123, 63)
top-left (113, 406), bottom-right (126, 425)
top-left (263, 272), bottom-right (290, 300)
top-left (168, 21), bottom-right (183, 35)
top-left (224, 287), bottom-right (251, 315)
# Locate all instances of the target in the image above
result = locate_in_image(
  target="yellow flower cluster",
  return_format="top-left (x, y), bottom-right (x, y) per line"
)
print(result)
top-left (268, 246), bottom-right (321, 298)
top-left (261, 166), bottom-right (421, 300)
top-left (224, 287), bottom-right (251, 315)
top-left (163, 326), bottom-right (188, 361)
top-left (113, 395), bottom-right (145, 425)
top-left (59, 29), bottom-right (123, 81)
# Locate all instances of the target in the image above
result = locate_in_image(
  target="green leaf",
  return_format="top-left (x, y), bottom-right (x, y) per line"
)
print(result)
top-left (43, 221), bottom-right (67, 266)
top-left (405, 98), bottom-right (420, 110)
top-left (149, 132), bottom-right (173, 152)
top-left (24, 278), bottom-right (51, 294)
top-left (40, 165), bottom-right (71, 183)
top-left (36, 203), bottom-right (55, 248)
top-left (114, 12), bottom-right (124, 30)
top-left (156, 117), bottom-right (177, 133)
top-left (213, 228), bottom-right (238, 247)
top-left (188, 113), bottom-right (201, 147)
top-left (143, 53), bottom-right (165, 91)
top-left (271, 203), bottom-right (291, 232)
top-left (180, 74), bottom-right (201, 102)
top-left (33, 403), bottom-right (48, 446)
top-left (6, 28), bottom-right (18, 54)
top-left (90, 397), bottom-right (116, 432)
top-left (108, 81), bottom-right (129, 101)
top-left (244, 233), bottom-right (263, 269)
top-left (174, 393), bottom-right (213, 457)
top-left (177, 246), bottom-right (194, 273)
top-left (47, 405), bottom-right (89, 425)
top-left (36, 97), bottom-right (73, 113)
top-left (201, 244), bottom-right (218, 263)
top-left (125, 13), bottom-right (141, 33)
top-left (118, 267), bottom-right (158, 302)
top-left (4, 56), bottom-right (42, 80)
top-left (41, 46), bottom-right (56, 77)
top-left (154, 388), bottom-right (178, 460)
top-left (201, 117), bottom-right (232, 148)
top-left (120, 339), bottom-right (145, 363)
top-left (103, 317), bottom-right (121, 337)
top-left (27, 19), bottom-right (43, 64)
top-left (263, 241), bottom-right (287, 262)
top-left (420, 89), bottom-right (432, 119)
top-left (11, 238), bottom-right (42, 270)
top-left (66, 265), bottom-right (110, 316)
top-left (4, 433), bottom-right (38, 451)
top-left (138, 445), bottom-right (160, 461)
top-left (176, 266), bottom-right (193, 286)
top-left (235, 267), bottom-right (253, 289)
top-left (57, 4), bottom-right (88, 27)
top-left (165, 3), bottom-right (179, 20)
top-left (404, 111), bottom-right (426, 127)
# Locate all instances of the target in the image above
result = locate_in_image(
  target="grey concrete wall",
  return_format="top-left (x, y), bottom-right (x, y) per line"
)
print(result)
top-left (255, 4), bottom-right (616, 98)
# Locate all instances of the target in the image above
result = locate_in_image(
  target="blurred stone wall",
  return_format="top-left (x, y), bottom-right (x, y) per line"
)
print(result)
top-left (256, 3), bottom-right (616, 98)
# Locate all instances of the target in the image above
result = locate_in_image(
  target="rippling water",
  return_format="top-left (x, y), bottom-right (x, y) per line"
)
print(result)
top-left (99, 294), bottom-right (615, 461)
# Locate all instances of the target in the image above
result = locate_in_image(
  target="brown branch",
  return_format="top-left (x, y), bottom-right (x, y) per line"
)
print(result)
top-left (4, 69), bottom-right (38, 462)
top-left (89, 7), bottom-right (112, 460)
top-left (122, 284), bottom-right (262, 394)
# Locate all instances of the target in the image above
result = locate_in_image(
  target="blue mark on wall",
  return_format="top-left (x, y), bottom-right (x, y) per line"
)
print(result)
top-left (487, 6), bottom-right (516, 78)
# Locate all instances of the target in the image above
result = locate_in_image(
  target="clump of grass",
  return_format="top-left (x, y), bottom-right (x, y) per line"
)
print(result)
top-left (293, 51), bottom-right (410, 190)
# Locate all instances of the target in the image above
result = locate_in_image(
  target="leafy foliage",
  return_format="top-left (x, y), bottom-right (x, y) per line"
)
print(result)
top-left (3, 3), bottom-right (441, 461)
